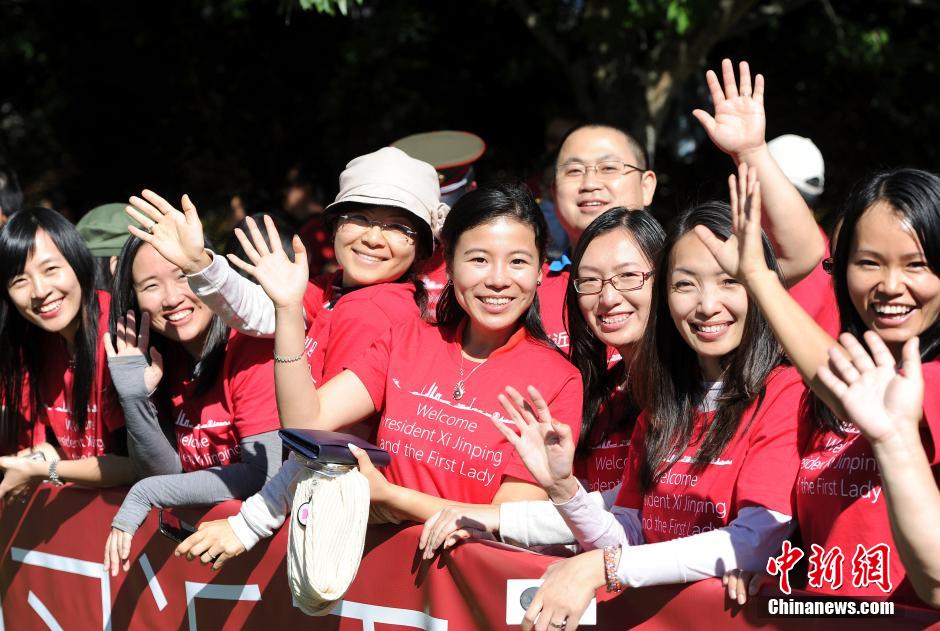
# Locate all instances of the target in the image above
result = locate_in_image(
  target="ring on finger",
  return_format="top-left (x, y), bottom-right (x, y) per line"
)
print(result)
top-left (550, 620), bottom-right (568, 629)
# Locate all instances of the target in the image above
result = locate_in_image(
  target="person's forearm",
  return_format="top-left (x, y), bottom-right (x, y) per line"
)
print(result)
top-left (872, 430), bottom-right (940, 607)
top-left (615, 507), bottom-right (793, 589)
top-left (34, 454), bottom-right (136, 487)
top-left (735, 145), bottom-right (824, 284)
top-left (744, 268), bottom-right (846, 418)
top-left (230, 455), bottom-right (304, 550)
top-left (186, 253), bottom-right (277, 337)
top-left (274, 304), bottom-right (320, 428)
top-left (552, 484), bottom-right (639, 550)
top-left (109, 357), bottom-right (182, 477)
top-left (499, 491), bottom-right (612, 547)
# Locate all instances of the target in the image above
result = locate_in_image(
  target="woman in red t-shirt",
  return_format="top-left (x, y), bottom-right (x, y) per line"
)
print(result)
top-left (102, 235), bottom-right (283, 575)
top-left (700, 167), bottom-right (940, 607)
top-left (488, 171), bottom-right (807, 630)
top-left (175, 181), bottom-right (584, 568)
top-left (0, 208), bottom-right (132, 500)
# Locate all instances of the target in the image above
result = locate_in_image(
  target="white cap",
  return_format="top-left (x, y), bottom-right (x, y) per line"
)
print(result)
top-left (767, 134), bottom-right (825, 197)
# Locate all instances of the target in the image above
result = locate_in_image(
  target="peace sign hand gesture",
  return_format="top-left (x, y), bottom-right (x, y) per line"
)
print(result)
top-left (693, 59), bottom-right (766, 160)
top-left (125, 190), bottom-right (211, 274)
top-left (490, 385), bottom-right (579, 503)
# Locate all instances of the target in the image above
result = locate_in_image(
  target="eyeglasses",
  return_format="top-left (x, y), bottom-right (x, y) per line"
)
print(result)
top-left (336, 214), bottom-right (417, 245)
top-left (573, 271), bottom-right (653, 295)
top-left (556, 160), bottom-right (645, 180)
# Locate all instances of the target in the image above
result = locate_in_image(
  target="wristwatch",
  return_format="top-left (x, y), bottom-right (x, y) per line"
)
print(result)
top-left (47, 459), bottom-right (65, 486)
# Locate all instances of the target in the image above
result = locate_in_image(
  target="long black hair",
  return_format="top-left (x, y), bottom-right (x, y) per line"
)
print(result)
top-left (325, 202), bottom-right (433, 317)
top-left (566, 208), bottom-right (664, 455)
top-left (632, 202), bottom-right (785, 491)
top-left (110, 236), bottom-right (229, 397)
top-left (814, 167), bottom-right (940, 434)
top-left (0, 208), bottom-right (100, 453)
top-left (435, 181), bottom-right (552, 346)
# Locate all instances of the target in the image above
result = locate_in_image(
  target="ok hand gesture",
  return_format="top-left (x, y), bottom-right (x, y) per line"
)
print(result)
top-left (491, 386), bottom-right (578, 502)
top-left (693, 59), bottom-right (766, 160)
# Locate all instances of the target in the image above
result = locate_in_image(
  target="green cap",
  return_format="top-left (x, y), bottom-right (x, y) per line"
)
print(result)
top-left (76, 203), bottom-right (130, 256)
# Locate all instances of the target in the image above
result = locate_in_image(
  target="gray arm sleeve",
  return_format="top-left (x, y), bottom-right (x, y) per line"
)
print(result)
top-left (107, 355), bottom-right (182, 478)
top-left (185, 253), bottom-right (277, 337)
top-left (111, 430), bottom-right (283, 534)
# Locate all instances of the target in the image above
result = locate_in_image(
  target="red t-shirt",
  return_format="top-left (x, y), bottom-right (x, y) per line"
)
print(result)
top-left (34, 291), bottom-right (125, 459)
top-left (787, 231), bottom-right (840, 337)
top-left (573, 374), bottom-right (636, 494)
top-left (537, 263), bottom-right (570, 353)
top-left (615, 367), bottom-right (805, 543)
top-left (348, 319), bottom-right (583, 504)
top-left (795, 360), bottom-right (940, 604)
top-left (166, 332), bottom-right (280, 472)
top-left (300, 270), bottom-right (340, 385)
top-left (417, 248), bottom-right (448, 323)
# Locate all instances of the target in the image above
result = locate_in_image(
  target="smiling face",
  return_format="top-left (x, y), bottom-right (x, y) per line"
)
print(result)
top-left (847, 201), bottom-right (940, 350)
top-left (332, 206), bottom-right (420, 288)
top-left (132, 243), bottom-right (214, 355)
top-left (575, 229), bottom-right (654, 353)
top-left (449, 217), bottom-right (542, 349)
top-left (667, 232), bottom-right (749, 380)
top-left (5, 229), bottom-right (83, 341)
top-left (553, 127), bottom-right (656, 241)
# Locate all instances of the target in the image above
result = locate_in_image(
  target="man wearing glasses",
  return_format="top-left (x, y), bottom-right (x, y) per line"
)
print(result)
top-left (537, 123), bottom-right (658, 352)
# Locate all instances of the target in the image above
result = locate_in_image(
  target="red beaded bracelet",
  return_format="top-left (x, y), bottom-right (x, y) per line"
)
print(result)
top-left (604, 545), bottom-right (623, 592)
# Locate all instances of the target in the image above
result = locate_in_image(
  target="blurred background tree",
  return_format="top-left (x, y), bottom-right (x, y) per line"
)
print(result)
top-left (1, 0), bottom-right (938, 238)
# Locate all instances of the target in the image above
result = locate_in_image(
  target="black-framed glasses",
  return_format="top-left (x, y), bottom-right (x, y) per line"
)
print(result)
top-left (336, 214), bottom-right (417, 245)
top-left (573, 271), bottom-right (653, 295)
top-left (556, 160), bottom-right (645, 180)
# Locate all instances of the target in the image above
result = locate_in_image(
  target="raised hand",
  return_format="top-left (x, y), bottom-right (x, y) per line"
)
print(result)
top-left (125, 190), bottom-right (211, 274)
top-left (692, 59), bottom-right (766, 160)
top-left (104, 310), bottom-right (164, 393)
top-left (226, 215), bottom-right (310, 309)
top-left (817, 332), bottom-right (924, 445)
top-left (491, 385), bottom-right (578, 502)
top-left (693, 162), bottom-right (770, 285)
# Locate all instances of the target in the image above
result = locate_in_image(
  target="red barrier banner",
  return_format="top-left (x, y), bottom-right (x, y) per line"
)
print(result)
top-left (2, 485), bottom-right (939, 630)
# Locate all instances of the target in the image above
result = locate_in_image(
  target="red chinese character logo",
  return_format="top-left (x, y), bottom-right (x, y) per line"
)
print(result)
top-left (807, 544), bottom-right (844, 590)
top-left (766, 541), bottom-right (804, 595)
top-left (851, 544), bottom-right (893, 593)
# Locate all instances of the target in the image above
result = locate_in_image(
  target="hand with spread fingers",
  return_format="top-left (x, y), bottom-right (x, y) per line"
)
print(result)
top-left (693, 162), bottom-right (770, 286)
top-left (125, 190), bottom-right (211, 274)
top-left (418, 504), bottom-right (499, 560)
top-left (817, 332), bottom-right (924, 445)
top-left (226, 216), bottom-right (310, 310)
top-left (692, 58), bottom-right (766, 161)
top-left (490, 385), bottom-right (578, 503)
top-left (522, 549), bottom-right (605, 631)
top-left (104, 310), bottom-right (164, 393)
top-left (175, 518), bottom-right (246, 572)
top-left (104, 527), bottom-right (134, 576)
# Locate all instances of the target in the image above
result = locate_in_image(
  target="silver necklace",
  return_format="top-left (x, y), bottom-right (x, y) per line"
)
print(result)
top-left (454, 353), bottom-right (487, 400)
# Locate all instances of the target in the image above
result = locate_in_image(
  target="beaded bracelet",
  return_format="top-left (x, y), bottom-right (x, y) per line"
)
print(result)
top-left (273, 350), bottom-right (306, 364)
top-left (604, 545), bottom-right (624, 592)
